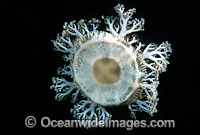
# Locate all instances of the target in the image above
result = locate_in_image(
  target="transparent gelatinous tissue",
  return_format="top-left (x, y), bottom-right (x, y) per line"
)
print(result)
top-left (50, 4), bottom-right (172, 120)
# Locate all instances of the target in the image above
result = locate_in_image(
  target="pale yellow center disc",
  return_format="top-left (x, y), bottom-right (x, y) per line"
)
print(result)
top-left (93, 58), bottom-right (121, 84)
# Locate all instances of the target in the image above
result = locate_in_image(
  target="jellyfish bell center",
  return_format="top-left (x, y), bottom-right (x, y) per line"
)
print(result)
top-left (93, 57), bottom-right (121, 84)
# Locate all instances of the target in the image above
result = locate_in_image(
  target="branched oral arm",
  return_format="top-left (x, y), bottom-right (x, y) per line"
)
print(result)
top-left (142, 42), bottom-right (172, 72)
top-left (51, 77), bottom-right (76, 101)
top-left (82, 23), bottom-right (90, 33)
top-left (73, 100), bottom-right (97, 119)
top-left (52, 40), bottom-right (71, 53)
top-left (96, 107), bottom-right (111, 120)
top-left (71, 100), bottom-right (111, 120)
top-left (57, 65), bottom-right (73, 77)
top-left (113, 4), bottom-right (144, 37)
top-left (66, 24), bottom-right (83, 37)
top-left (128, 105), bottom-right (138, 119)
top-left (60, 37), bottom-right (73, 47)
top-left (105, 17), bottom-right (118, 35)
top-left (71, 89), bottom-right (79, 103)
top-left (135, 99), bottom-right (153, 113)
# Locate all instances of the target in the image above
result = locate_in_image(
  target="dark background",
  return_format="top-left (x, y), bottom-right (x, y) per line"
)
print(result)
top-left (9, 0), bottom-right (198, 133)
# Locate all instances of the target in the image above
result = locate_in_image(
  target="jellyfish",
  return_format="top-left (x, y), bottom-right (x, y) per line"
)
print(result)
top-left (50, 4), bottom-right (172, 120)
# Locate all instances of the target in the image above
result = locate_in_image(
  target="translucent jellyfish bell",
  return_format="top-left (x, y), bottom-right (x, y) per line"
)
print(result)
top-left (50, 4), bottom-right (172, 120)
top-left (73, 32), bottom-right (144, 107)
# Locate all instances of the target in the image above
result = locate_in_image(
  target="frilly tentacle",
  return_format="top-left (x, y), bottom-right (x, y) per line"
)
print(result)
top-left (71, 100), bottom-right (112, 120)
